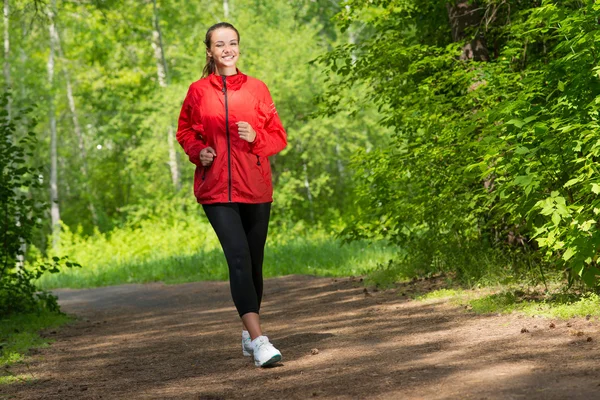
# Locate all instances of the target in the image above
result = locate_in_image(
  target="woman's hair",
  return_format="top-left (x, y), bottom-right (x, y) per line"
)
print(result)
top-left (202, 22), bottom-right (240, 78)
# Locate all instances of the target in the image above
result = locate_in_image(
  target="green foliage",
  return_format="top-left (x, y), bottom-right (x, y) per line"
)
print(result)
top-left (415, 286), bottom-right (600, 320)
top-left (36, 221), bottom-right (394, 289)
top-left (0, 311), bottom-right (71, 385)
top-left (469, 291), bottom-right (600, 320)
top-left (322, 0), bottom-right (600, 288)
top-left (0, 95), bottom-right (79, 316)
top-left (6, 0), bottom-right (389, 247)
top-left (415, 288), bottom-right (468, 301)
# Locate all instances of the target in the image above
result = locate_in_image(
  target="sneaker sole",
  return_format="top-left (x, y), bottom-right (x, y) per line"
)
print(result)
top-left (255, 353), bottom-right (281, 367)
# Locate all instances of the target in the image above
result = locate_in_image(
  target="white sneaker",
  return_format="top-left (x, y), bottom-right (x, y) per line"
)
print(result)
top-left (251, 335), bottom-right (282, 367)
top-left (242, 330), bottom-right (253, 357)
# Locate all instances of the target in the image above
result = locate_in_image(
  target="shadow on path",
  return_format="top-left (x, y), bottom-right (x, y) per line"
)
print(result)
top-left (2, 275), bottom-right (600, 399)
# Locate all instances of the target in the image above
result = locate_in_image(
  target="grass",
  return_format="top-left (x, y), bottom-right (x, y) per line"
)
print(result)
top-left (32, 214), bottom-right (600, 319)
top-left (0, 311), bottom-right (72, 385)
top-left (414, 288), bottom-right (470, 301)
top-left (414, 286), bottom-right (600, 320)
top-left (469, 291), bottom-right (600, 319)
top-left (37, 232), bottom-right (396, 289)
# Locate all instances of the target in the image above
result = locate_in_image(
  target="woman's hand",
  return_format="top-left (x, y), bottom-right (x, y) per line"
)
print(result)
top-left (236, 121), bottom-right (256, 143)
top-left (199, 147), bottom-right (217, 167)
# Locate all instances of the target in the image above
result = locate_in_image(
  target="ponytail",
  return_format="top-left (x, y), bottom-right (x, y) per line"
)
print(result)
top-left (202, 22), bottom-right (240, 78)
top-left (202, 56), bottom-right (216, 78)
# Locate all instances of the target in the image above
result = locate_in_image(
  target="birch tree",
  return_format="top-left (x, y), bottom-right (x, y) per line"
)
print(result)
top-left (52, 22), bottom-right (98, 225)
top-left (47, 0), bottom-right (60, 249)
top-left (151, 0), bottom-right (180, 190)
top-left (223, 0), bottom-right (229, 19)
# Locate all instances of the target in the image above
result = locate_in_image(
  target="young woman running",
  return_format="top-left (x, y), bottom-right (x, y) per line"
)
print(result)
top-left (176, 22), bottom-right (287, 367)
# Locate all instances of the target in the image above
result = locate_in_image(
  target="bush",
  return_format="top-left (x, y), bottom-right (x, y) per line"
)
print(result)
top-left (0, 94), bottom-right (78, 316)
top-left (323, 0), bottom-right (600, 289)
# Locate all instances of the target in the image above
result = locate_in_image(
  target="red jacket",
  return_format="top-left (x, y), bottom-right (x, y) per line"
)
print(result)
top-left (177, 71), bottom-right (287, 204)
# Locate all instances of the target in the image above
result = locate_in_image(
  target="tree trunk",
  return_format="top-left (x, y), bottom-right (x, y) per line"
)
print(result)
top-left (151, 0), bottom-right (180, 190)
top-left (335, 142), bottom-right (344, 178)
top-left (47, 1), bottom-right (60, 249)
top-left (52, 23), bottom-right (99, 225)
top-left (446, 1), bottom-right (489, 61)
top-left (151, 1), bottom-right (168, 88)
top-left (223, 0), bottom-right (229, 19)
top-left (303, 160), bottom-right (315, 222)
top-left (3, 0), bottom-right (10, 91)
top-left (348, 25), bottom-right (357, 65)
top-left (18, 19), bottom-right (26, 99)
top-left (4, 0), bottom-right (26, 269)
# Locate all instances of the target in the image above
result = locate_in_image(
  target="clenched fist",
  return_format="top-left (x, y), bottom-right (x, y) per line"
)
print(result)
top-left (199, 147), bottom-right (217, 167)
top-left (236, 121), bottom-right (256, 143)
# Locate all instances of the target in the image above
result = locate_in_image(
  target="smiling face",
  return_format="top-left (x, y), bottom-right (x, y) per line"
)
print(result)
top-left (207, 27), bottom-right (240, 74)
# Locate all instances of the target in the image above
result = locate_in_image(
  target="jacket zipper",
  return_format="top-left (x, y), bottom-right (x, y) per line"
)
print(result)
top-left (222, 75), bottom-right (232, 202)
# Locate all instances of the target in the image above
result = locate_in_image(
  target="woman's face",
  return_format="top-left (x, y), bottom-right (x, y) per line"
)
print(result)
top-left (207, 28), bottom-right (239, 70)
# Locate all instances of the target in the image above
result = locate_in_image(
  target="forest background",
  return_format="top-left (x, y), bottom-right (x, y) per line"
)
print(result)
top-left (3, 0), bottom-right (600, 318)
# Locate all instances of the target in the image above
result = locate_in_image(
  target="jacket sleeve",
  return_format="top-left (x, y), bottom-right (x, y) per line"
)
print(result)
top-left (249, 84), bottom-right (287, 158)
top-left (177, 85), bottom-right (208, 166)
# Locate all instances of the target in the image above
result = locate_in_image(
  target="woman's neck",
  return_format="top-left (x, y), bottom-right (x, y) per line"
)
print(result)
top-left (216, 66), bottom-right (237, 76)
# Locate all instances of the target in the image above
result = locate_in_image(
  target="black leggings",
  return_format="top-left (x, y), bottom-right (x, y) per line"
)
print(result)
top-left (203, 202), bottom-right (271, 318)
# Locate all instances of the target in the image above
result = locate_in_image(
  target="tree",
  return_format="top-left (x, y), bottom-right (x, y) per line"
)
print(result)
top-left (0, 93), bottom-right (80, 316)
top-left (46, 0), bottom-right (60, 249)
top-left (322, 0), bottom-right (600, 287)
top-left (151, 0), bottom-right (180, 191)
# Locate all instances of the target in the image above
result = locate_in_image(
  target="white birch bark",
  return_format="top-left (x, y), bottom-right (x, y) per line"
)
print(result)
top-left (151, 0), bottom-right (180, 190)
top-left (52, 24), bottom-right (98, 225)
top-left (4, 0), bottom-right (26, 269)
top-left (303, 160), bottom-right (315, 222)
top-left (47, 2), bottom-right (60, 249)
top-left (223, 0), bottom-right (229, 19)
top-left (4, 0), bottom-right (10, 91)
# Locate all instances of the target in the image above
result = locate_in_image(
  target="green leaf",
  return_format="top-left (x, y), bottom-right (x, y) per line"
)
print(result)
top-left (506, 119), bottom-right (525, 128)
top-left (564, 178), bottom-right (581, 188)
top-left (534, 124), bottom-right (549, 134)
top-left (514, 175), bottom-right (534, 187)
top-left (581, 266), bottom-right (599, 287)
top-left (515, 146), bottom-right (530, 155)
top-left (558, 81), bottom-right (565, 91)
top-left (552, 211), bottom-right (561, 226)
top-left (562, 247), bottom-right (575, 261)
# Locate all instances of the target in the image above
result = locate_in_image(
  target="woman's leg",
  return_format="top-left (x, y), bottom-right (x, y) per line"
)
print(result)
top-left (203, 203), bottom-right (261, 323)
top-left (204, 203), bottom-right (281, 366)
top-left (239, 202), bottom-right (271, 312)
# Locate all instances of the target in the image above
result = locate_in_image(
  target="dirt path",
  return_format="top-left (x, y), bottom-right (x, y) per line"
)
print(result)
top-left (2, 275), bottom-right (600, 399)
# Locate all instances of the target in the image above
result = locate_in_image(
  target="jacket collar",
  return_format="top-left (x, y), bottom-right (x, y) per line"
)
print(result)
top-left (209, 68), bottom-right (247, 91)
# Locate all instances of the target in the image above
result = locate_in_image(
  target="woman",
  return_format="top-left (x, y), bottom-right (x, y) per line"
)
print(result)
top-left (176, 22), bottom-right (287, 368)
